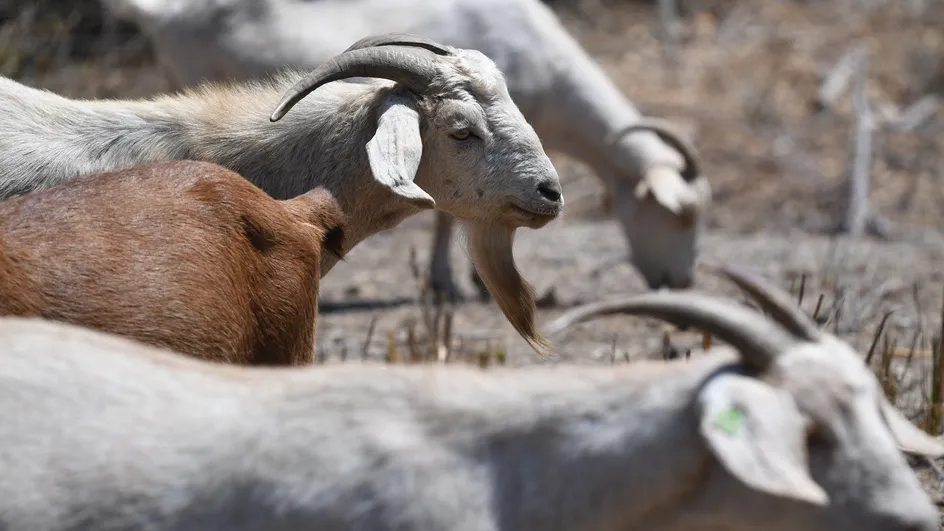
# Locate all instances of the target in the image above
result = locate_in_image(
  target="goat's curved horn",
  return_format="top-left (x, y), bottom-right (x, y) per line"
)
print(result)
top-left (716, 263), bottom-right (821, 342)
top-left (344, 32), bottom-right (453, 56)
top-left (545, 291), bottom-right (795, 370)
top-left (270, 47), bottom-right (440, 122)
top-left (607, 118), bottom-right (701, 181)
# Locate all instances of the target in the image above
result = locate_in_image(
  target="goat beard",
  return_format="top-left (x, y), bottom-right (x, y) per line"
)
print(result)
top-left (466, 220), bottom-right (551, 357)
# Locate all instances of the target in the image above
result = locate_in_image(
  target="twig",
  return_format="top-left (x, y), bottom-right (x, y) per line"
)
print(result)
top-left (812, 293), bottom-right (827, 323)
top-left (797, 273), bottom-right (807, 308)
top-left (880, 333), bottom-right (899, 402)
top-left (815, 47), bottom-right (867, 112)
top-left (928, 330), bottom-right (944, 436)
top-left (844, 53), bottom-right (874, 238)
top-left (440, 305), bottom-right (455, 363)
top-left (361, 315), bottom-right (378, 361)
top-left (385, 329), bottom-right (399, 364)
top-left (885, 94), bottom-right (940, 133)
top-left (896, 326), bottom-right (922, 389)
top-left (406, 320), bottom-right (421, 363)
top-left (865, 309), bottom-right (893, 366)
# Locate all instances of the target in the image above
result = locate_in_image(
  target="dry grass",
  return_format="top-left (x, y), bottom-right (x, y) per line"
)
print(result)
top-left (780, 269), bottom-right (944, 437)
top-left (375, 247), bottom-right (509, 368)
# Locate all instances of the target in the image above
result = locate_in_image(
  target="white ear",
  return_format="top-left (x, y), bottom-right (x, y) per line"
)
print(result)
top-left (366, 96), bottom-right (436, 210)
top-left (636, 166), bottom-right (697, 216)
top-left (879, 395), bottom-right (944, 457)
top-left (697, 373), bottom-right (829, 506)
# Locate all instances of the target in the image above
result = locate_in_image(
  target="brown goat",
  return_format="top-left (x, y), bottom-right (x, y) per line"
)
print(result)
top-left (0, 160), bottom-right (346, 366)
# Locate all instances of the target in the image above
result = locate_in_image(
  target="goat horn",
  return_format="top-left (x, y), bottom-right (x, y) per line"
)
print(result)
top-left (607, 118), bottom-right (701, 182)
top-left (545, 291), bottom-right (795, 370)
top-left (715, 263), bottom-right (822, 342)
top-left (344, 32), bottom-right (453, 56)
top-left (270, 47), bottom-right (440, 122)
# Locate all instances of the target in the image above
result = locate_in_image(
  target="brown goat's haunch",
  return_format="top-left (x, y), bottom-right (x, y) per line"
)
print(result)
top-left (0, 160), bottom-right (346, 365)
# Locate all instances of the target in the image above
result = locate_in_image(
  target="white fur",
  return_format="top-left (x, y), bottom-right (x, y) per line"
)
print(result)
top-left (98, 0), bottom-right (711, 295)
top-left (0, 303), bottom-right (938, 531)
top-left (0, 45), bottom-right (561, 276)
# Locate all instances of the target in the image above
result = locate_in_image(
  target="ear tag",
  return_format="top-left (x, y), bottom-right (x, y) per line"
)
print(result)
top-left (713, 406), bottom-right (746, 435)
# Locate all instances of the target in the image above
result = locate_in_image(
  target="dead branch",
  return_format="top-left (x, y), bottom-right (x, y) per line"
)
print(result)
top-left (816, 47), bottom-right (868, 112)
top-left (844, 53), bottom-right (873, 238)
top-left (886, 94), bottom-right (941, 133)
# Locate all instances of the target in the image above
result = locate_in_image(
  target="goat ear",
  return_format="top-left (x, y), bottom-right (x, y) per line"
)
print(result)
top-left (366, 97), bottom-right (436, 210)
top-left (879, 395), bottom-right (944, 457)
top-left (697, 373), bottom-right (830, 506)
top-left (637, 166), bottom-right (697, 216)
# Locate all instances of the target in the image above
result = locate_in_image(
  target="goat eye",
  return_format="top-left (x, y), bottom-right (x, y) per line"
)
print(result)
top-left (451, 129), bottom-right (472, 141)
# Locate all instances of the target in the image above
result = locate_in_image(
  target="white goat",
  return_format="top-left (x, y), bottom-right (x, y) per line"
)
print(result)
top-left (0, 263), bottom-right (939, 531)
top-left (0, 34), bottom-right (563, 354)
top-left (98, 0), bottom-right (710, 299)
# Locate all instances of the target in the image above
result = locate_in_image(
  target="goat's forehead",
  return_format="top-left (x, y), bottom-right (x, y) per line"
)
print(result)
top-left (776, 340), bottom-right (877, 404)
top-left (447, 50), bottom-right (508, 101)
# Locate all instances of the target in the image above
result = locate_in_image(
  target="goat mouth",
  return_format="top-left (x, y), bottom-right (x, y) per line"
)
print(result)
top-left (507, 203), bottom-right (561, 228)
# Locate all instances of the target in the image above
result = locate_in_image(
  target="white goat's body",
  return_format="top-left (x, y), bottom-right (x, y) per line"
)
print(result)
top-left (101, 0), bottom-right (707, 295)
top-left (2, 266), bottom-right (942, 531)
top-left (0, 317), bottom-right (714, 531)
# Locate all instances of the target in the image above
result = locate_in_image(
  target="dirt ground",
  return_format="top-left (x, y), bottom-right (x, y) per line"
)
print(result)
top-left (5, 0), bottom-right (944, 515)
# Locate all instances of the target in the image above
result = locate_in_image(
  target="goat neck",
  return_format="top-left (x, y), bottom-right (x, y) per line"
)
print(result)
top-left (514, 3), bottom-right (682, 177)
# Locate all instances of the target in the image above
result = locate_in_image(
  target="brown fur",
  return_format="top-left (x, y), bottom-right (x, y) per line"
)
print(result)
top-left (0, 160), bottom-right (346, 366)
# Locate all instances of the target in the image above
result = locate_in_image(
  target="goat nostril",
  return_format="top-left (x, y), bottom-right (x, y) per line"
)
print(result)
top-left (537, 181), bottom-right (562, 203)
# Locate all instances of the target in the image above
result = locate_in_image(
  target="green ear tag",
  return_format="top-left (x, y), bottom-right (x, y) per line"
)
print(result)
top-left (713, 407), bottom-right (746, 435)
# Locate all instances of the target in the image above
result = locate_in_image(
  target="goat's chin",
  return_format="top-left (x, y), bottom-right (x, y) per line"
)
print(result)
top-left (503, 204), bottom-right (561, 229)
top-left (467, 220), bottom-right (551, 357)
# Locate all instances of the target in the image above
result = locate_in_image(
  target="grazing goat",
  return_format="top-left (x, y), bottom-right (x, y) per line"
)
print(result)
top-left (98, 0), bottom-right (710, 299)
top-left (0, 263), bottom-right (939, 531)
top-left (0, 160), bottom-right (346, 366)
top-left (0, 33), bottom-right (563, 355)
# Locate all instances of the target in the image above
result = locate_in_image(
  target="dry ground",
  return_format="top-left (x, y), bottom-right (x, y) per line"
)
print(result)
top-left (5, 0), bottom-right (944, 514)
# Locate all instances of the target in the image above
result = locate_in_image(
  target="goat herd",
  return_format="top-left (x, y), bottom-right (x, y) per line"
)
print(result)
top-left (0, 1), bottom-right (939, 529)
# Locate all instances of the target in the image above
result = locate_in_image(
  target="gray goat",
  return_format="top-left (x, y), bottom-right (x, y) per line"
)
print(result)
top-left (0, 263), bottom-right (939, 531)
top-left (99, 0), bottom-right (709, 299)
top-left (0, 33), bottom-right (563, 354)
